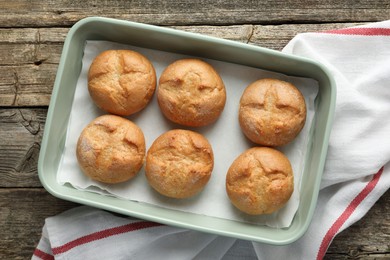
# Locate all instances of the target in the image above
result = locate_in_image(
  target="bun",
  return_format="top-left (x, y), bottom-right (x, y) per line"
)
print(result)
top-left (145, 129), bottom-right (214, 198)
top-left (226, 147), bottom-right (294, 215)
top-left (239, 78), bottom-right (306, 146)
top-left (76, 114), bottom-right (145, 184)
top-left (88, 50), bottom-right (156, 116)
top-left (157, 59), bottom-right (226, 127)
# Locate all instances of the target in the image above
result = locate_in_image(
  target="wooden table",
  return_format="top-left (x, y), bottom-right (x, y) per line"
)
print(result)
top-left (1, 1), bottom-right (389, 259)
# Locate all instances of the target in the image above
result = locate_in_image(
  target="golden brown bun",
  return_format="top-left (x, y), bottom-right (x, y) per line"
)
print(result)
top-left (88, 50), bottom-right (156, 116)
top-left (226, 147), bottom-right (294, 215)
top-left (239, 78), bottom-right (306, 146)
top-left (157, 59), bottom-right (226, 127)
top-left (76, 115), bottom-right (145, 184)
top-left (145, 129), bottom-right (214, 198)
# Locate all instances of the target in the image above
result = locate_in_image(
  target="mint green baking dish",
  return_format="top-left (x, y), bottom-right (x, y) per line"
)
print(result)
top-left (38, 17), bottom-right (336, 245)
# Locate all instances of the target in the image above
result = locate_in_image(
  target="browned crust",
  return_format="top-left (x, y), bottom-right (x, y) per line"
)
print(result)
top-left (239, 78), bottom-right (306, 146)
top-left (226, 147), bottom-right (294, 215)
top-left (157, 59), bottom-right (226, 127)
top-left (88, 50), bottom-right (156, 116)
top-left (145, 129), bottom-right (214, 198)
top-left (76, 114), bottom-right (145, 184)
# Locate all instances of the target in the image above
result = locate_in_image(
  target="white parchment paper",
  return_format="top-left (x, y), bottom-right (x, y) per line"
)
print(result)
top-left (58, 40), bottom-right (319, 228)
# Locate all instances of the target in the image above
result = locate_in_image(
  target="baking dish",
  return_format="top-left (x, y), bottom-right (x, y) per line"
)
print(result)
top-left (38, 17), bottom-right (336, 245)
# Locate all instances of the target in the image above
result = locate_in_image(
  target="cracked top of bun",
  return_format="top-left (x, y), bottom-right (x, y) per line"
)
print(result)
top-left (88, 50), bottom-right (156, 116)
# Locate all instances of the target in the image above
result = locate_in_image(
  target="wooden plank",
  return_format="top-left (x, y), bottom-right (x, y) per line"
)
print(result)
top-left (0, 188), bottom-right (388, 259)
top-left (0, 109), bottom-right (46, 187)
top-left (172, 25), bottom-right (253, 43)
top-left (0, 43), bottom-right (62, 65)
top-left (0, 64), bottom-right (55, 106)
top-left (0, 28), bottom-right (68, 43)
top-left (0, 188), bottom-right (78, 259)
top-left (0, 1), bottom-right (388, 27)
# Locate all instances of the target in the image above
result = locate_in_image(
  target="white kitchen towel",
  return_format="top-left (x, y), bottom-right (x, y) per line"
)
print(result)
top-left (33, 21), bottom-right (390, 260)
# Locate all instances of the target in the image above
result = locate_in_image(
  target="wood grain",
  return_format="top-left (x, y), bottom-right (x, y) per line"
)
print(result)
top-left (0, 1), bottom-right (388, 27)
top-left (0, 1), bottom-right (389, 258)
top-left (325, 189), bottom-right (390, 259)
top-left (0, 188), bottom-right (77, 259)
top-left (0, 23), bottom-right (365, 107)
top-left (0, 109), bottom-right (46, 187)
top-left (0, 65), bottom-right (55, 106)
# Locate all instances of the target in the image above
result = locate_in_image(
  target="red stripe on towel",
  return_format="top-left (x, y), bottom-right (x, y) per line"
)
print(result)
top-left (52, 221), bottom-right (163, 255)
top-left (33, 248), bottom-right (54, 260)
top-left (321, 27), bottom-right (390, 36)
top-left (316, 167), bottom-right (384, 260)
